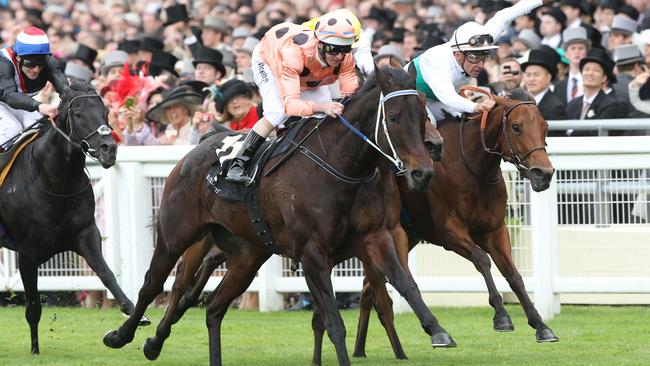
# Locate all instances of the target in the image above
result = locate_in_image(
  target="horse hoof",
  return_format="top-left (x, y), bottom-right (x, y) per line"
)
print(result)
top-left (536, 328), bottom-right (559, 343)
top-left (103, 330), bottom-right (127, 349)
top-left (431, 332), bottom-right (457, 348)
top-left (352, 351), bottom-right (366, 358)
top-left (139, 315), bottom-right (151, 327)
top-left (493, 316), bottom-right (515, 332)
top-left (143, 338), bottom-right (162, 360)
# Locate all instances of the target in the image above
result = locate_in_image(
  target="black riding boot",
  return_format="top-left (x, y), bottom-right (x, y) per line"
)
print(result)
top-left (225, 130), bottom-right (265, 183)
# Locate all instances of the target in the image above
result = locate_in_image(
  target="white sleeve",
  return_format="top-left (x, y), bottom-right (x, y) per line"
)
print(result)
top-left (484, 0), bottom-right (544, 39)
top-left (419, 51), bottom-right (476, 113)
top-left (353, 32), bottom-right (374, 76)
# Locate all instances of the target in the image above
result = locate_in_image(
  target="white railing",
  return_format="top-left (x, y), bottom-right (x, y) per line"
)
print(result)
top-left (1, 136), bottom-right (650, 320)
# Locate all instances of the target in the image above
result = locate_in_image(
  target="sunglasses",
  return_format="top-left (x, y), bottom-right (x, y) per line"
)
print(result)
top-left (464, 52), bottom-right (491, 64)
top-left (22, 58), bottom-right (46, 69)
top-left (322, 43), bottom-right (352, 56)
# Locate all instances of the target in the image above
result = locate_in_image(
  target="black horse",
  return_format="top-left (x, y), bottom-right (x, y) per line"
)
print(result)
top-left (103, 66), bottom-right (452, 366)
top-left (0, 82), bottom-right (142, 354)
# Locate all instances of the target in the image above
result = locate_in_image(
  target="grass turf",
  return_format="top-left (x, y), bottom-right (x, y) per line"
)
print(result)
top-left (0, 305), bottom-right (648, 365)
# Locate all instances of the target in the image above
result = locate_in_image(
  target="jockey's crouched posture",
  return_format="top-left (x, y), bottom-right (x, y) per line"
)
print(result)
top-left (408, 0), bottom-right (549, 123)
top-left (0, 27), bottom-right (68, 149)
top-left (209, 10), bottom-right (359, 185)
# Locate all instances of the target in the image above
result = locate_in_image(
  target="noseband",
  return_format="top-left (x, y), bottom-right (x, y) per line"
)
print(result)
top-left (459, 86), bottom-right (546, 183)
top-left (51, 94), bottom-right (113, 160)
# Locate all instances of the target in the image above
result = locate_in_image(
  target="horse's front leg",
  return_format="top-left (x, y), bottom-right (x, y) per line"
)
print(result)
top-left (75, 225), bottom-right (149, 325)
top-left (205, 249), bottom-right (270, 366)
top-left (360, 227), bottom-right (456, 348)
top-left (301, 242), bottom-right (350, 366)
top-left (18, 254), bottom-right (41, 354)
top-left (485, 225), bottom-right (559, 342)
top-left (310, 305), bottom-right (325, 366)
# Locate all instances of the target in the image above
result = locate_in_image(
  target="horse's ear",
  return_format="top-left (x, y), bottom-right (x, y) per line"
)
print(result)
top-left (374, 63), bottom-right (390, 91)
top-left (407, 62), bottom-right (417, 84)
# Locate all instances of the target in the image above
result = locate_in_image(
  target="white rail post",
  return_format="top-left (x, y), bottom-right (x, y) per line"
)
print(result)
top-left (102, 168), bottom-right (120, 300)
top-left (116, 162), bottom-right (154, 302)
top-left (530, 178), bottom-right (561, 320)
top-left (257, 255), bottom-right (284, 311)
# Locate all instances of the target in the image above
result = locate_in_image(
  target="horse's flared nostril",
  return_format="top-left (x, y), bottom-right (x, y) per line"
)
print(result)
top-left (412, 169), bottom-right (424, 180)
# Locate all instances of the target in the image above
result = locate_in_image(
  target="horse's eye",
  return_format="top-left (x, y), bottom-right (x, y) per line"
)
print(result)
top-left (512, 123), bottom-right (521, 133)
top-left (75, 111), bottom-right (82, 118)
top-left (388, 114), bottom-right (397, 123)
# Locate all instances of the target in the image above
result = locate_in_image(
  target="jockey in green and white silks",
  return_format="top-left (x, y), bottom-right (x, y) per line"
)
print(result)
top-left (407, 0), bottom-right (547, 124)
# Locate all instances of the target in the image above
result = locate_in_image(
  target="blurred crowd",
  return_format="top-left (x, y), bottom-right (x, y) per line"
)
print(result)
top-left (2, 0), bottom-right (650, 144)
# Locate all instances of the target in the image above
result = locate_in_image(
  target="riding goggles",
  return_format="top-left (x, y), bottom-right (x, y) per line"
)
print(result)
top-left (464, 51), bottom-right (491, 64)
top-left (457, 34), bottom-right (494, 49)
top-left (322, 43), bottom-right (352, 55)
top-left (22, 55), bottom-right (47, 69)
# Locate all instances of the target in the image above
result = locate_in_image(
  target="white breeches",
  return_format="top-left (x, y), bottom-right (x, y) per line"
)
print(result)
top-left (0, 102), bottom-right (42, 146)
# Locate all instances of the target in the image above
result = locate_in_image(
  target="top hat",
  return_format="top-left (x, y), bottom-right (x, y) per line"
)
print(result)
top-left (561, 26), bottom-right (590, 49)
top-left (521, 48), bottom-right (558, 80)
top-left (192, 47), bottom-right (226, 76)
top-left (202, 16), bottom-right (228, 33)
top-left (542, 6), bottom-right (567, 27)
top-left (139, 37), bottom-right (164, 53)
top-left (69, 44), bottom-right (97, 72)
top-left (100, 50), bottom-right (129, 76)
top-left (580, 48), bottom-right (616, 83)
top-left (118, 39), bottom-right (141, 54)
top-left (613, 44), bottom-right (644, 66)
top-left (150, 50), bottom-right (179, 77)
top-left (163, 4), bottom-right (189, 27)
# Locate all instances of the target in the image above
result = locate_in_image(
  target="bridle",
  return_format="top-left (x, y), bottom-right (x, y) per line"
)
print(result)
top-left (458, 85), bottom-right (546, 184)
top-left (51, 93), bottom-right (113, 162)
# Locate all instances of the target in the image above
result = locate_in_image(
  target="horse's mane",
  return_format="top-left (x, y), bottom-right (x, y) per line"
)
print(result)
top-left (349, 66), bottom-right (414, 105)
top-left (508, 88), bottom-right (534, 102)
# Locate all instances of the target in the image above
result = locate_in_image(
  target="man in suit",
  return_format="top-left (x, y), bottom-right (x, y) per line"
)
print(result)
top-left (611, 44), bottom-right (649, 125)
top-left (566, 48), bottom-right (627, 135)
top-left (522, 49), bottom-right (568, 123)
top-left (554, 27), bottom-right (590, 107)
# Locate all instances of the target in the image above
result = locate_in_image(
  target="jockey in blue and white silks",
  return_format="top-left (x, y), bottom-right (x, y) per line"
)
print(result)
top-left (407, 0), bottom-right (547, 123)
top-left (0, 26), bottom-right (69, 147)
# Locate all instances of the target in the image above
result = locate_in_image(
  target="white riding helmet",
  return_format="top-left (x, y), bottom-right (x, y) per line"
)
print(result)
top-left (452, 22), bottom-right (498, 52)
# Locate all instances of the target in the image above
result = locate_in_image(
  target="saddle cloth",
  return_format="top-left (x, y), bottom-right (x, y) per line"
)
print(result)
top-left (0, 130), bottom-right (39, 187)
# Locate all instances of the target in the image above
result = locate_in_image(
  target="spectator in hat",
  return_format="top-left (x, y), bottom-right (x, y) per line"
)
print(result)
top-left (220, 49), bottom-right (237, 82)
top-left (511, 28), bottom-right (542, 59)
top-left (608, 15), bottom-right (637, 51)
top-left (522, 49), bottom-right (568, 121)
top-left (541, 7), bottom-right (567, 49)
top-left (149, 50), bottom-right (179, 84)
top-left (629, 72), bottom-right (650, 115)
top-left (566, 48), bottom-right (626, 131)
top-left (612, 44), bottom-right (649, 119)
top-left (616, 4), bottom-right (640, 22)
top-left (232, 27), bottom-right (252, 50)
top-left (235, 37), bottom-right (259, 77)
top-left (68, 43), bottom-right (97, 73)
top-left (137, 36), bottom-right (164, 64)
top-left (64, 62), bottom-right (93, 83)
top-left (596, 0), bottom-right (622, 33)
top-left (560, 0), bottom-right (584, 29)
top-left (193, 46), bottom-right (226, 87)
top-left (118, 39), bottom-right (141, 67)
top-left (100, 50), bottom-right (128, 84)
top-left (497, 58), bottom-right (523, 94)
top-left (214, 78), bottom-right (260, 131)
top-left (555, 27), bottom-right (590, 106)
top-left (514, 12), bottom-right (538, 33)
top-left (145, 85), bottom-right (203, 145)
top-left (374, 44), bottom-right (405, 67)
top-left (202, 16), bottom-right (232, 52)
top-left (634, 30), bottom-right (650, 69)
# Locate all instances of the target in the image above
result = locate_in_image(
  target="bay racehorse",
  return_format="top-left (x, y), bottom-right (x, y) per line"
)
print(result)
top-left (102, 66), bottom-right (454, 366)
top-left (352, 87), bottom-right (558, 360)
top-left (0, 82), bottom-right (143, 354)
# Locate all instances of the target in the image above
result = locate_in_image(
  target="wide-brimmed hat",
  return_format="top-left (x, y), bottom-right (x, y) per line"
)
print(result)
top-left (100, 50), bottom-right (128, 76)
top-left (69, 44), bottom-right (97, 72)
top-left (192, 47), bottom-right (226, 76)
top-left (145, 86), bottom-right (203, 125)
top-left (611, 14), bottom-right (637, 35)
top-left (178, 79), bottom-right (210, 98)
top-left (613, 44), bottom-right (644, 66)
top-left (202, 16), bottom-right (228, 33)
top-left (163, 4), bottom-right (189, 27)
top-left (215, 79), bottom-right (253, 116)
top-left (521, 49), bottom-right (558, 80)
top-left (139, 36), bottom-right (164, 53)
top-left (561, 27), bottom-right (590, 49)
top-left (580, 48), bottom-right (616, 83)
top-left (511, 29), bottom-right (541, 50)
top-left (150, 50), bottom-right (179, 77)
top-left (64, 62), bottom-right (93, 83)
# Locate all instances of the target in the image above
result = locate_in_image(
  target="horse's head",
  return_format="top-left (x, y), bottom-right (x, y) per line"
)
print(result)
top-left (494, 89), bottom-right (554, 192)
top-left (58, 81), bottom-right (116, 168)
top-left (373, 65), bottom-right (436, 191)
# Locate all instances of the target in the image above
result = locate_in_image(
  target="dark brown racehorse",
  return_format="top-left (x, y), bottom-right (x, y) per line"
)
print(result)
top-left (351, 87), bottom-right (558, 360)
top-left (103, 66), bottom-right (453, 366)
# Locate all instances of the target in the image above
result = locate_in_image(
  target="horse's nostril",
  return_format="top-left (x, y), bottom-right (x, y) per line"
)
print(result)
top-left (425, 142), bottom-right (435, 152)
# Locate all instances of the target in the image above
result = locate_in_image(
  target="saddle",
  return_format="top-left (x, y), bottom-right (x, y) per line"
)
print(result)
top-left (205, 117), bottom-right (316, 254)
top-left (0, 129), bottom-right (39, 187)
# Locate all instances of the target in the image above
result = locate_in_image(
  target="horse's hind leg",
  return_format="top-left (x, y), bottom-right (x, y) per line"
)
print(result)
top-left (360, 227), bottom-right (455, 348)
top-left (103, 235), bottom-right (185, 349)
top-left (310, 305), bottom-right (325, 366)
top-left (18, 255), bottom-right (41, 354)
top-left (485, 225), bottom-right (558, 342)
top-left (142, 236), bottom-right (214, 360)
top-left (173, 246), bottom-right (226, 325)
top-left (352, 279), bottom-right (373, 358)
top-left (205, 249), bottom-right (270, 366)
top-left (75, 226), bottom-right (148, 325)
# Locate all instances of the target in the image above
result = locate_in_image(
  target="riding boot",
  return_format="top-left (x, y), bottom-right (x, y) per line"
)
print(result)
top-left (224, 130), bottom-right (266, 183)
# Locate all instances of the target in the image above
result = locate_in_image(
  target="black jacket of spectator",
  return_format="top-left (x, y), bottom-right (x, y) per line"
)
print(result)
top-left (566, 91), bottom-right (627, 135)
top-left (552, 78), bottom-right (569, 107)
top-left (539, 91), bottom-right (568, 121)
top-left (0, 55), bottom-right (69, 111)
